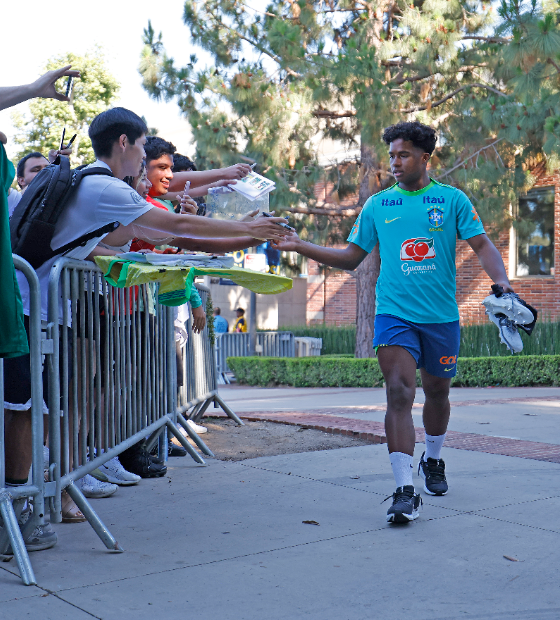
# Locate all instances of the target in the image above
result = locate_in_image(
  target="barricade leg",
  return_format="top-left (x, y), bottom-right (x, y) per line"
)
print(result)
top-left (214, 394), bottom-right (244, 426)
top-left (190, 398), bottom-right (213, 423)
top-left (165, 420), bottom-right (207, 464)
top-left (176, 413), bottom-right (214, 457)
top-left (144, 418), bottom-right (206, 465)
top-left (0, 492), bottom-right (36, 585)
top-left (65, 482), bottom-right (123, 552)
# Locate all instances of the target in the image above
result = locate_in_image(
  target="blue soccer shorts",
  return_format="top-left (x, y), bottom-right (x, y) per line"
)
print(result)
top-left (373, 314), bottom-right (460, 378)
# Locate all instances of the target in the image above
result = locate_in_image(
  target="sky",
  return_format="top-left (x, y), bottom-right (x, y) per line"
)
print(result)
top-left (0, 0), bottom-right (214, 158)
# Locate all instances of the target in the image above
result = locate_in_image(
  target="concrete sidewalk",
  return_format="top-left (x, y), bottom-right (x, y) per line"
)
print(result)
top-left (1, 386), bottom-right (560, 619)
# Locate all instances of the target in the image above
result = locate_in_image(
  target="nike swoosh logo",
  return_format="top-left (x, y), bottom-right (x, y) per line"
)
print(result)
top-left (385, 217), bottom-right (401, 224)
top-left (444, 368), bottom-right (454, 372)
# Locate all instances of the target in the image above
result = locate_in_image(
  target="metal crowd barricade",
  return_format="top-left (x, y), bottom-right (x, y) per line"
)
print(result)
top-left (0, 255), bottom-right (48, 585)
top-left (176, 283), bottom-right (243, 429)
top-left (294, 337), bottom-right (323, 357)
top-left (215, 331), bottom-right (295, 380)
top-left (45, 257), bottom-right (204, 554)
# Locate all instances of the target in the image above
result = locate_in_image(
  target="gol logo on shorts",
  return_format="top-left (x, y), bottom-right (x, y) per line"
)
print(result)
top-left (440, 356), bottom-right (457, 365)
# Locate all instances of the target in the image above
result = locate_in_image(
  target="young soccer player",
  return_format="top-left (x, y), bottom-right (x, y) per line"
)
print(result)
top-left (273, 121), bottom-right (514, 523)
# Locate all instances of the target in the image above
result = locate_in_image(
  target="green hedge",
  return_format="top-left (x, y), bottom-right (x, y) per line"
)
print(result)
top-left (276, 325), bottom-right (356, 355)
top-left (274, 321), bottom-right (560, 357)
top-left (227, 355), bottom-right (560, 388)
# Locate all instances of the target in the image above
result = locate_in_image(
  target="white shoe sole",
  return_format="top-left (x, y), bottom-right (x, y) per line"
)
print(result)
top-left (483, 296), bottom-right (534, 325)
top-left (79, 483), bottom-right (118, 498)
top-left (95, 470), bottom-right (140, 486)
top-left (81, 489), bottom-right (117, 499)
top-left (387, 509), bottom-right (419, 523)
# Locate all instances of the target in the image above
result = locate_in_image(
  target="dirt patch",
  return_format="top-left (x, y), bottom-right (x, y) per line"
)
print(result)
top-left (192, 417), bottom-right (371, 461)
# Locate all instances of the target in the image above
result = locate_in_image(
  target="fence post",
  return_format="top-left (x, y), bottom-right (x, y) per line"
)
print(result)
top-left (249, 291), bottom-right (257, 356)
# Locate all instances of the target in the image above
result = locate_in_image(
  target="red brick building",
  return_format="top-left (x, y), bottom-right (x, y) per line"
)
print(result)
top-left (306, 173), bottom-right (560, 325)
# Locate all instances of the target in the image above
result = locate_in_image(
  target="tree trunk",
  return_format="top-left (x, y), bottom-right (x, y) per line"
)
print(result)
top-left (355, 246), bottom-right (380, 357)
top-left (354, 142), bottom-right (391, 358)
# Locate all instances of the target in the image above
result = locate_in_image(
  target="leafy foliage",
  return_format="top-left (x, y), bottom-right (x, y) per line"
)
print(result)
top-left (12, 48), bottom-right (120, 166)
top-left (138, 1), bottom-right (560, 245)
top-left (227, 354), bottom-right (560, 387)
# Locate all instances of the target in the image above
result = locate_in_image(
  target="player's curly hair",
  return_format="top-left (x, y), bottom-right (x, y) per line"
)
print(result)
top-left (382, 121), bottom-right (437, 154)
top-left (144, 136), bottom-right (176, 163)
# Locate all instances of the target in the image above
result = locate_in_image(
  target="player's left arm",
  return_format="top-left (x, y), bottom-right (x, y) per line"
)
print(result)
top-left (467, 233), bottom-right (514, 293)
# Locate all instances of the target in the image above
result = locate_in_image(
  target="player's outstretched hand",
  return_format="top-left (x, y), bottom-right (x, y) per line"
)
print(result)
top-left (270, 230), bottom-right (300, 251)
top-left (246, 216), bottom-right (293, 241)
top-left (31, 65), bottom-right (80, 102)
top-left (222, 163), bottom-right (252, 180)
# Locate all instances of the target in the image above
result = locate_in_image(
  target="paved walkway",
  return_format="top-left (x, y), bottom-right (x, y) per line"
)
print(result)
top-left (1, 386), bottom-right (560, 619)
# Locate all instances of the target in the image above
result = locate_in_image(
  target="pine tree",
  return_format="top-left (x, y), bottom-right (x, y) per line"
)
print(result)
top-left (138, 1), bottom-right (560, 355)
top-left (12, 48), bottom-right (120, 166)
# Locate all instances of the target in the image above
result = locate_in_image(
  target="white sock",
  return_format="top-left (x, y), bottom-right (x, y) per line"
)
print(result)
top-left (389, 452), bottom-right (414, 489)
top-left (425, 433), bottom-right (446, 461)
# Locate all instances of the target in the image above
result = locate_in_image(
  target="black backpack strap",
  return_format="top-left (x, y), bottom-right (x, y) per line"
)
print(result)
top-left (53, 166), bottom-right (118, 256)
top-left (77, 166), bottom-right (115, 179)
top-left (55, 221), bottom-right (120, 257)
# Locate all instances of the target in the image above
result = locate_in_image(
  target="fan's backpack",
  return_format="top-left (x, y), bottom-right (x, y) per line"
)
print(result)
top-left (10, 155), bottom-right (119, 268)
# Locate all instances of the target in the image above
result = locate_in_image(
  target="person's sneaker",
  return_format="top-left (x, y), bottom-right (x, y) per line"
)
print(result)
top-left (487, 312), bottom-right (523, 353)
top-left (384, 486), bottom-right (422, 523)
top-left (119, 443), bottom-right (167, 478)
top-left (185, 419), bottom-right (207, 434)
top-left (77, 474), bottom-right (118, 498)
top-left (168, 440), bottom-right (188, 457)
top-left (482, 291), bottom-right (535, 326)
top-left (151, 440), bottom-right (188, 458)
top-left (24, 522), bottom-right (58, 552)
top-left (91, 457), bottom-right (141, 486)
top-left (7, 506), bottom-right (58, 552)
top-left (418, 452), bottom-right (448, 496)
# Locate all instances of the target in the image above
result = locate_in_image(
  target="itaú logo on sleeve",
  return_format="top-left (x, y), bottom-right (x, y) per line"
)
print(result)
top-left (400, 237), bottom-right (436, 262)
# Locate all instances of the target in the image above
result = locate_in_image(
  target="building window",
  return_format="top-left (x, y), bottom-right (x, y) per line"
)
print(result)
top-left (515, 186), bottom-right (555, 277)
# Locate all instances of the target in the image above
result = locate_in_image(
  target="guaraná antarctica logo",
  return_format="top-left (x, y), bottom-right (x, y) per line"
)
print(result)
top-left (400, 237), bottom-right (437, 276)
top-left (400, 237), bottom-right (436, 262)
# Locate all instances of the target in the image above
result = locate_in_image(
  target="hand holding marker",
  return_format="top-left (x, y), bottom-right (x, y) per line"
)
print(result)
top-left (261, 210), bottom-right (293, 231)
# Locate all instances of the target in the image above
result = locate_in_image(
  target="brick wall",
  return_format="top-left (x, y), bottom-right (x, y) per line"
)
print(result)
top-left (306, 174), bottom-right (560, 325)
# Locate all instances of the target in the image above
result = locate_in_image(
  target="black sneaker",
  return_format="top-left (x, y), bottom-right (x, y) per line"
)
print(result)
top-left (168, 440), bottom-right (187, 457)
top-left (418, 452), bottom-right (448, 496)
top-left (150, 440), bottom-right (187, 458)
top-left (384, 486), bottom-right (422, 523)
top-left (120, 443), bottom-right (167, 478)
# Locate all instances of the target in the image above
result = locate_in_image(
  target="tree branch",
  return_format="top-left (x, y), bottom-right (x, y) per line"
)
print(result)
top-left (207, 11), bottom-right (302, 77)
top-left (401, 82), bottom-right (507, 113)
top-left (435, 138), bottom-right (504, 180)
top-left (462, 35), bottom-right (511, 43)
top-left (313, 109), bottom-right (357, 119)
top-left (547, 57), bottom-right (560, 74)
top-left (282, 205), bottom-right (360, 217)
top-left (392, 65), bottom-right (486, 85)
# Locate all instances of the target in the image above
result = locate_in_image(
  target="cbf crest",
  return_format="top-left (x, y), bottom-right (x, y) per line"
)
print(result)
top-left (427, 207), bottom-right (444, 228)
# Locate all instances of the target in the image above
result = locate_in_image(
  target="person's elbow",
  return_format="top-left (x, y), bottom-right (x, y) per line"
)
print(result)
top-left (468, 233), bottom-right (496, 258)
